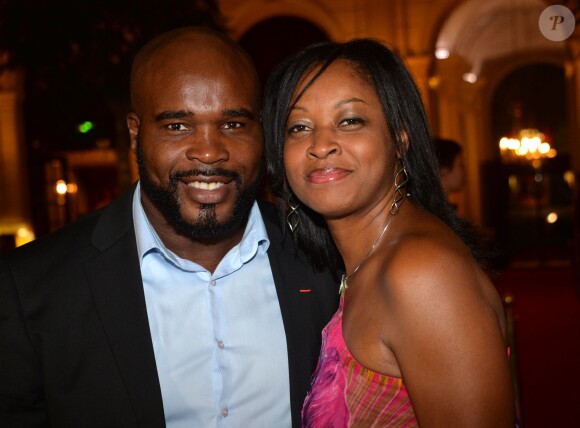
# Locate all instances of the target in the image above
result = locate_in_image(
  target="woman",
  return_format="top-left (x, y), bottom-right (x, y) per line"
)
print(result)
top-left (263, 39), bottom-right (515, 427)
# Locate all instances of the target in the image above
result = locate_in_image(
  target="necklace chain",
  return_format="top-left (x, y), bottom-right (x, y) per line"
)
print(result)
top-left (339, 214), bottom-right (393, 296)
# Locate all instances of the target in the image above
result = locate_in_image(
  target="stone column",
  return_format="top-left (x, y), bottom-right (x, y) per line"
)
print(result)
top-left (406, 54), bottom-right (434, 120)
top-left (0, 69), bottom-right (33, 247)
top-left (432, 56), bottom-right (489, 225)
top-left (566, 38), bottom-right (580, 286)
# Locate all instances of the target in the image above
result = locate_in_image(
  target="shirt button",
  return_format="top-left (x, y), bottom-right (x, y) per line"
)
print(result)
top-left (217, 340), bottom-right (225, 349)
top-left (210, 280), bottom-right (216, 286)
top-left (222, 407), bottom-right (229, 417)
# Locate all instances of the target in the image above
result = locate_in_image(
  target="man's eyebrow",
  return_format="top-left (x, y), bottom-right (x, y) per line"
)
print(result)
top-left (223, 108), bottom-right (256, 120)
top-left (154, 110), bottom-right (192, 122)
top-left (154, 108), bottom-right (256, 122)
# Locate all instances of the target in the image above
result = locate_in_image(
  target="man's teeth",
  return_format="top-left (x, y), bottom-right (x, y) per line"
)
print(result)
top-left (188, 181), bottom-right (225, 190)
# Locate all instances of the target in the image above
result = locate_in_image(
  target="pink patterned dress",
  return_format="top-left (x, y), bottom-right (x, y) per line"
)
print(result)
top-left (302, 296), bottom-right (418, 427)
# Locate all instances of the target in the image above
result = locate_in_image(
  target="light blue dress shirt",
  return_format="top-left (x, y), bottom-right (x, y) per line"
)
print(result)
top-left (132, 183), bottom-right (291, 428)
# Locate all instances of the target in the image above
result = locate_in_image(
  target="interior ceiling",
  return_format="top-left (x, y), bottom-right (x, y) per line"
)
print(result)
top-left (437, 0), bottom-right (565, 76)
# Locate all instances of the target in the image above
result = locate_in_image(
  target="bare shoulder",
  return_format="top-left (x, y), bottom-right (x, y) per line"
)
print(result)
top-left (377, 214), bottom-right (515, 425)
top-left (381, 219), bottom-right (506, 339)
top-left (385, 225), bottom-right (481, 295)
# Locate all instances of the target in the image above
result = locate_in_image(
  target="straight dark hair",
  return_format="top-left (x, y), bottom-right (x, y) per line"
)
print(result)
top-left (263, 38), bottom-right (492, 274)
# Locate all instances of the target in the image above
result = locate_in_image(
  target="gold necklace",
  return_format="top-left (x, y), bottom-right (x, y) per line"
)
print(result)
top-left (339, 214), bottom-right (393, 296)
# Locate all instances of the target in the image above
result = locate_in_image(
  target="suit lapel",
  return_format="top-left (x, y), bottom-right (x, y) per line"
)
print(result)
top-left (268, 234), bottom-right (314, 368)
top-left (84, 187), bottom-right (165, 427)
top-left (260, 202), bottom-right (314, 427)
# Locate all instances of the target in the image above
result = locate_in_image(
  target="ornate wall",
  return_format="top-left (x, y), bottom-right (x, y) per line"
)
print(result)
top-left (218, 0), bottom-right (578, 232)
top-left (0, 0), bottom-right (577, 263)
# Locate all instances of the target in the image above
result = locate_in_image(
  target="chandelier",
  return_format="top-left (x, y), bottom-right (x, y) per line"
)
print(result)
top-left (499, 128), bottom-right (557, 166)
top-left (498, 100), bottom-right (557, 167)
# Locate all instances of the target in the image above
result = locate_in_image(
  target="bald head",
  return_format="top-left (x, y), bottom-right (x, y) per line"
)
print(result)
top-left (129, 26), bottom-right (260, 114)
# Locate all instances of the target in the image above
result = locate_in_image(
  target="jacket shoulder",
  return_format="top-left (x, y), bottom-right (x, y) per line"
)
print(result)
top-left (1, 186), bottom-right (136, 282)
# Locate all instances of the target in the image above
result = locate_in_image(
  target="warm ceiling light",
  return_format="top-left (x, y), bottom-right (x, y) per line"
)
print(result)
top-left (435, 48), bottom-right (450, 59)
top-left (462, 72), bottom-right (477, 83)
top-left (499, 129), bottom-right (556, 164)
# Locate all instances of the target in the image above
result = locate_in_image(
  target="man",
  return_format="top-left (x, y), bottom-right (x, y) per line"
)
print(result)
top-left (0, 27), bottom-right (338, 428)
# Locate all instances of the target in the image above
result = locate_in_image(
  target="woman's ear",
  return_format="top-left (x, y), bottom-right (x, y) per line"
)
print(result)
top-left (395, 129), bottom-right (410, 157)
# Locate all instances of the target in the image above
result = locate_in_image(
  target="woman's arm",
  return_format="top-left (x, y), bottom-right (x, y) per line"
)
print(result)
top-left (384, 238), bottom-right (515, 427)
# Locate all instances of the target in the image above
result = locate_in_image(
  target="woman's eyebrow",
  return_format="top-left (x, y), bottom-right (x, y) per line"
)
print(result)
top-left (335, 97), bottom-right (365, 108)
top-left (290, 97), bottom-right (366, 112)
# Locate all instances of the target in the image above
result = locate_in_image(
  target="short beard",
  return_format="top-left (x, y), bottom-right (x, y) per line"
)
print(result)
top-left (136, 142), bottom-right (259, 241)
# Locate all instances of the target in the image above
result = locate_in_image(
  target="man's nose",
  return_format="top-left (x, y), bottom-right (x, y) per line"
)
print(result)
top-left (185, 127), bottom-right (229, 164)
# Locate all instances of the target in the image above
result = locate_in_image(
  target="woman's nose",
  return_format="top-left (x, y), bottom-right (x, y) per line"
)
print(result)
top-left (307, 129), bottom-right (341, 159)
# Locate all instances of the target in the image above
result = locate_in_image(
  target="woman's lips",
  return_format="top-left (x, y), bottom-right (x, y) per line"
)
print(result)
top-left (307, 167), bottom-right (351, 184)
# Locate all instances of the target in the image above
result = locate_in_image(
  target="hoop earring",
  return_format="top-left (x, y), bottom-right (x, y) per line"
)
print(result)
top-left (390, 161), bottom-right (410, 215)
top-left (286, 192), bottom-right (301, 232)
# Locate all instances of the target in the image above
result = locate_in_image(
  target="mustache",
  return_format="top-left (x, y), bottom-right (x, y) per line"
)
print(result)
top-left (171, 168), bottom-right (241, 181)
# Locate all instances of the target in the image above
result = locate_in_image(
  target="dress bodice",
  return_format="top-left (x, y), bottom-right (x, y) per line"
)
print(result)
top-left (302, 296), bottom-right (418, 427)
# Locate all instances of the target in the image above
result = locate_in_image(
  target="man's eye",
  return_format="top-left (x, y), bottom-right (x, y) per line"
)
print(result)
top-left (223, 121), bottom-right (243, 130)
top-left (167, 123), bottom-right (187, 131)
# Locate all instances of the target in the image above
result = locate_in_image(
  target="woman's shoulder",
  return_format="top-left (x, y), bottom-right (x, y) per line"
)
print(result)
top-left (372, 215), bottom-right (514, 427)
top-left (380, 215), bottom-right (504, 329)
top-left (385, 216), bottom-right (474, 286)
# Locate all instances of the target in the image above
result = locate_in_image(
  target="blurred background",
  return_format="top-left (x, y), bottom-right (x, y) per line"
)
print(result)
top-left (0, 0), bottom-right (578, 425)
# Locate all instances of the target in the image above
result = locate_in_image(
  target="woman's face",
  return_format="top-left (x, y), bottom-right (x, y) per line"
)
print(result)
top-left (284, 60), bottom-right (396, 219)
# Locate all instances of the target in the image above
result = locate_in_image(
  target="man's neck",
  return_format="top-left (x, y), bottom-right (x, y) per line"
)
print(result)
top-left (154, 219), bottom-right (246, 273)
top-left (140, 192), bottom-right (247, 273)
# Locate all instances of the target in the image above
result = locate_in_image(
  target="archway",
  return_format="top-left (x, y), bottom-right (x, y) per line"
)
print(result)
top-left (488, 63), bottom-right (572, 265)
top-left (239, 16), bottom-right (329, 86)
top-left (431, 0), bottom-right (566, 230)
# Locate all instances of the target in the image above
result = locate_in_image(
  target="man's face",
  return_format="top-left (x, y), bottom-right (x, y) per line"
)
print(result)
top-left (128, 42), bottom-right (263, 240)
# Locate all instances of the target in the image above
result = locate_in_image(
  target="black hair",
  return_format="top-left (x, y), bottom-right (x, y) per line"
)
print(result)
top-left (263, 38), bottom-right (492, 274)
top-left (434, 137), bottom-right (463, 170)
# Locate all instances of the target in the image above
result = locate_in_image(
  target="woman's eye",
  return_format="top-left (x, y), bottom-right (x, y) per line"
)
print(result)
top-left (340, 117), bottom-right (364, 127)
top-left (167, 123), bottom-right (187, 131)
top-left (287, 124), bottom-right (309, 134)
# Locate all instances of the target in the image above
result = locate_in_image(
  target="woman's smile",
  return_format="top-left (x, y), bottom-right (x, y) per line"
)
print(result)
top-left (306, 167), bottom-right (352, 184)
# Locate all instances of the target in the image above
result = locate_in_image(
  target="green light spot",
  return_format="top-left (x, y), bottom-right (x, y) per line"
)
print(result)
top-left (78, 121), bottom-right (94, 133)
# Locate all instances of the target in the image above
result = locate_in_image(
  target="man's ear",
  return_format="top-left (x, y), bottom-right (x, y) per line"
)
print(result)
top-left (127, 112), bottom-right (140, 153)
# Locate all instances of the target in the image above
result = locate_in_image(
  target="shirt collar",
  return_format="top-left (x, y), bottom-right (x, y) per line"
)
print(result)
top-left (132, 182), bottom-right (270, 272)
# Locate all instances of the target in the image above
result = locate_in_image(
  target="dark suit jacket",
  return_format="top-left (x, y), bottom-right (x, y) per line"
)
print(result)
top-left (0, 186), bottom-right (339, 428)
